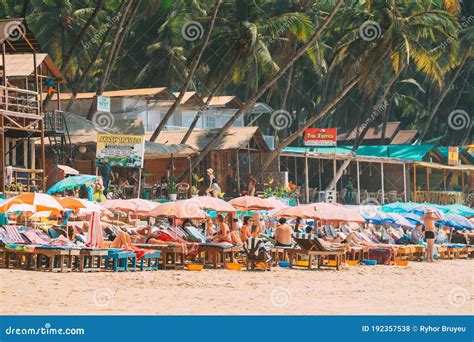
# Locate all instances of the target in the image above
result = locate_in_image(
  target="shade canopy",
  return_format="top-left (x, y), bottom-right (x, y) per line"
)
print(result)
top-left (273, 205), bottom-right (320, 219)
top-left (148, 201), bottom-right (208, 219)
top-left (0, 193), bottom-right (64, 213)
top-left (181, 197), bottom-right (236, 213)
top-left (229, 196), bottom-right (277, 211)
top-left (46, 175), bottom-right (98, 194)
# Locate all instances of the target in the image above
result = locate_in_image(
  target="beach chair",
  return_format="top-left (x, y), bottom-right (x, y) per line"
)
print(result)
top-left (290, 233), bottom-right (345, 270)
top-left (75, 248), bottom-right (109, 272)
top-left (243, 237), bottom-right (271, 271)
top-left (198, 243), bottom-right (242, 269)
top-left (134, 243), bottom-right (186, 270)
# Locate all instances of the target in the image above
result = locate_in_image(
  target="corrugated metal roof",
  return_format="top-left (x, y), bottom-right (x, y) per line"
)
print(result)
top-left (338, 122), bottom-right (401, 141)
top-left (202, 96), bottom-right (243, 108)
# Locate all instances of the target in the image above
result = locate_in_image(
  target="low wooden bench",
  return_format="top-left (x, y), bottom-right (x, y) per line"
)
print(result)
top-left (135, 244), bottom-right (185, 270)
top-left (287, 249), bottom-right (345, 270)
top-left (103, 251), bottom-right (137, 272)
top-left (75, 249), bottom-right (109, 272)
top-left (198, 244), bottom-right (241, 269)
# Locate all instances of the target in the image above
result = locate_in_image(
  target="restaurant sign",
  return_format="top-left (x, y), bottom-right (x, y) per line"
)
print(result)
top-left (96, 96), bottom-right (111, 112)
top-left (305, 128), bottom-right (337, 147)
top-left (96, 134), bottom-right (145, 168)
top-left (448, 146), bottom-right (459, 166)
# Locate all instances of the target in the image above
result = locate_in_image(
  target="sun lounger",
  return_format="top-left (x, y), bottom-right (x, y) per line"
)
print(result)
top-left (4, 226), bottom-right (26, 243)
top-left (184, 226), bottom-right (209, 243)
top-left (134, 243), bottom-right (185, 270)
top-left (243, 237), bottom-right (271, 271)
top-left (138, 250), bottom-right (161, 271)
top-left (75, 248), bottom-right (109, 272)
top-left (198, 243), bottom-right (242, 269)
top-left (290, 233), bottom-right (345, 270)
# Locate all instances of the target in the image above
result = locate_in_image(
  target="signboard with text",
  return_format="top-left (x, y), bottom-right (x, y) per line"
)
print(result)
top-left (305, 128), bottom-right (337, 147)
top-left (96, 96), bottom-right (111, 112)
top-left (448, 146), bottom-right (459, 166)
top-left (96, 134), bottom-right (144, 168)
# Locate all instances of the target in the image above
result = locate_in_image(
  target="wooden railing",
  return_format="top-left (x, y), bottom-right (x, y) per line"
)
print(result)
top-left (0, 85), bottom-right (40, 116)
top-left (2, 167), bottom-right (44, 197)
top-left (414, 191), bottom-right (465, 205)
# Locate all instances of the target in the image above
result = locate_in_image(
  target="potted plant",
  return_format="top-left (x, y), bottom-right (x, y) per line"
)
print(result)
top-left (191, 173), bottom-right (203, 198)
top-left (168, 176), bottom-right (177, 201)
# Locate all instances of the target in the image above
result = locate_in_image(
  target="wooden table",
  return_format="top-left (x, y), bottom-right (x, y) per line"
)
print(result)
top-left (198, 244), bottom-right (241, 269)
top-left (76, 249), bottom-right (109, 272)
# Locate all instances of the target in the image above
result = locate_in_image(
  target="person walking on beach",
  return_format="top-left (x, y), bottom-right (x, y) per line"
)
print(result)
top-left (421, 209), bottom-right (441, 262)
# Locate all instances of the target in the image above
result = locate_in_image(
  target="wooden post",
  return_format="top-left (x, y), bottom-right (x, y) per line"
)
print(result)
top-left (0, 114), bottom-right (4, 195)
top-left (443, 169), bottom-right (446, 191)
top-left (56, 79), bottom-right (61, 111)
top-left (332, 156), bottom-right (336, 191)
top-left (1, 42), bottom-right (6, 86)
top-left (236, 149), bottom-right (240, 194)
top-left (318, 159), bottom-right (322, 192)
top-left (380, 162), bottom-right (385, 204)
top-left (294, 156), bottom-right (298, 184)
top-left (304, 153), bottom-right (309, 204)
top-left (413, 164), bottom-right (417, 202)
top-left (403, 163), bottom-right (407, 202)
top-left (426, 167), bottom-right (430, 201)
top-left (356, 160), bottom-right (361, 204)
top-left (137, 168), bottom-right (142, 199)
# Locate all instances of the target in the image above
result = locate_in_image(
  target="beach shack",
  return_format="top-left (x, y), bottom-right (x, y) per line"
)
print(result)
top-left (0, 18), bottom-right (66, 197)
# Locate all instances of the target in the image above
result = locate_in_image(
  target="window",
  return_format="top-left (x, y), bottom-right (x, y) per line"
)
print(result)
top-left (204, 115), bottom-right (216, 128)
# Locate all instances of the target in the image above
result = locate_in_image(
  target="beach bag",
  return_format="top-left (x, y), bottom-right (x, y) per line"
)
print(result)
top-left (368, 248), bottom-right (393, 265)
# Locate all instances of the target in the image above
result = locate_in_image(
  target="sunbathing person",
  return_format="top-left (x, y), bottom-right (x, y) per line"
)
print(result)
top-left (344, 231), bottom-right (398, 253)
top-left (212, 214), bottom-right (232, 243)
top-left (240, 216), bottom-right (252, 242)
top-left (275, 218), bottom-right (293, 247)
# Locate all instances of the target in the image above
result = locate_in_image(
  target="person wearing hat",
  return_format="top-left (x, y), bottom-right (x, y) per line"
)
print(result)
top-left (205, 168), bottom-right (221, 197)
top-left (421, 209), bottom-right (441, 262)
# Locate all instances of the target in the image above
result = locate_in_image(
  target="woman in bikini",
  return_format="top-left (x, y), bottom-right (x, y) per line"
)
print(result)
top-left (212, 214), bottom-right (232, 243)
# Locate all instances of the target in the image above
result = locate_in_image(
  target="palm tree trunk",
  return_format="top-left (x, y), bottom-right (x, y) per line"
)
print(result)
top-left (324, 68), bottom-right (402, 191)
top-left (149, 0), bottom-right (223, 142)
top-left (180, 50), bottom-right (241, 144)
top-left (20, 0), bottom-right (29, 17)
top-left (182, 0), bottom-right (345, 179)
top-left (65, 21), bottom-right (115, 112)
top-left (43, 0), bottom-right (105, 109)
top-left (254, 75), bottom-right (361, 181)
top-left (418, 52), bottom-right (470, 142)
top-left (281, 37), bottom-right (297, 111)
top-left (86, 0), bottom-right (133, 120)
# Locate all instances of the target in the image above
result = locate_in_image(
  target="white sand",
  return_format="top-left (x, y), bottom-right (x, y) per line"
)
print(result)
top-left (1, 259), bottom-right (472, 315)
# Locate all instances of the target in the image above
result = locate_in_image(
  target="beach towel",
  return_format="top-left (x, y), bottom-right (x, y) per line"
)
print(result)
top-left (86, 212), bottom-right (104, 248)
top-left (4, 226), bottom-right (25, 243)
top-left (243, 237), bottom-right (268, 257)
top-left (22, 230), bottom-right (50, 245)
top-left (0, 229), bottom-right (15, 244)
top-left (185, 226), bottom-right (208, 243)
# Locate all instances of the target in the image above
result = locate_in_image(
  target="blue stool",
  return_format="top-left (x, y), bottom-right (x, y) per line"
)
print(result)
top-left (104, 251), bottom-right (137, 272)
top-left (138, 251), bottom-right (161, 271)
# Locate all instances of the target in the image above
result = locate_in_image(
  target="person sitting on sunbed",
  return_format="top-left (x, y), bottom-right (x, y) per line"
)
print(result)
top-left (275, 217), bottom-right (293, 247)
top-left (213, 214), bottom-right (232, 243)
top-left (203, 217), bottom-right (216, 239)
top-left (240, 216), bottom-right (252, 242)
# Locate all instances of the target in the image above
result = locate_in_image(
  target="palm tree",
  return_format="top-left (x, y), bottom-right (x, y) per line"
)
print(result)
top-left (149, 0), bottom-right (223, 142)
top-left (178, 0), bottom-right (345, 181)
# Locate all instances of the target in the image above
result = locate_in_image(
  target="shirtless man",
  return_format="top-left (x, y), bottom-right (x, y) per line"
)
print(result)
top-left (421, 209), bottom-right (441, 262)
top-left (275, 217), bottom-right (293, 247)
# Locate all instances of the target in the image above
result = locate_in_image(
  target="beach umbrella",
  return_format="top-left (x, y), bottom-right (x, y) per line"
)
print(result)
top-left (58, 197), bottom-right (112, 216)
top-left (46, 175), bottom-right (98, 194)
top-left (124, 198), bottom-right (160, 214)
top-left (385, 212), bottom-right (415, 229)
top-left (381, 201), bottom-right (418, 214)
top-left (181, 196), bottom-right (236, 213)
top-left (103, 199), bottom-right (137, 213)
top-left (229, 196), bottom-right (277, 211)
top-left (6, 203), bottom-right (36, 213)
top-left (264, 197), bottom-right (288, 210)
top-left (0, 193), bottom-right (64, 213)
top-left (444, 204), bottom-right (474, 218)
top-left (86, 211), bottom-right (103, 247)
top-left (359, 209), bottom-right (396, 225)
top-left (56, 197), bottom-right (87, 210)
top-left (441, 213), bottom-right (474, 230)
top-left (30, 211), bottom-right (53, 220)
top-left (272, 205), bottom-right (320, 219)
top-left (404, 213), bottom-right (423, 225)
top-left (310, 203), bottom-right (365, 223)
top-left (148, 201), bottom-right (208, 219)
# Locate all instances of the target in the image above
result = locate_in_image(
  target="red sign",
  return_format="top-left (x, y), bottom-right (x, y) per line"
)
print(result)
top-left (305, 128), bottom-right (337, 146)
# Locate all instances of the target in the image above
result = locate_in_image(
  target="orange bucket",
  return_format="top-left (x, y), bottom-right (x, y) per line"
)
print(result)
top-left (226, 263), bottom-right (242, 271)
top-left (395, 260), bottom-right (409, 266)
top-left (186, 264), bottom-right (204, 271)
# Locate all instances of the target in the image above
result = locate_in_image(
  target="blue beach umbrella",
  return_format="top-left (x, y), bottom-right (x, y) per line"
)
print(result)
top-left (47, 175), bottom-right (98, 194)
top-left (441, 213), bottom-right (474, 230)
top-left (444, 204), bottom-right (474, 217)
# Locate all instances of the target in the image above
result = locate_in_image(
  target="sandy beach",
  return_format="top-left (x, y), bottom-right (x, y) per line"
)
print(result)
top-left (1, 259), bottom-right (472, 315)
